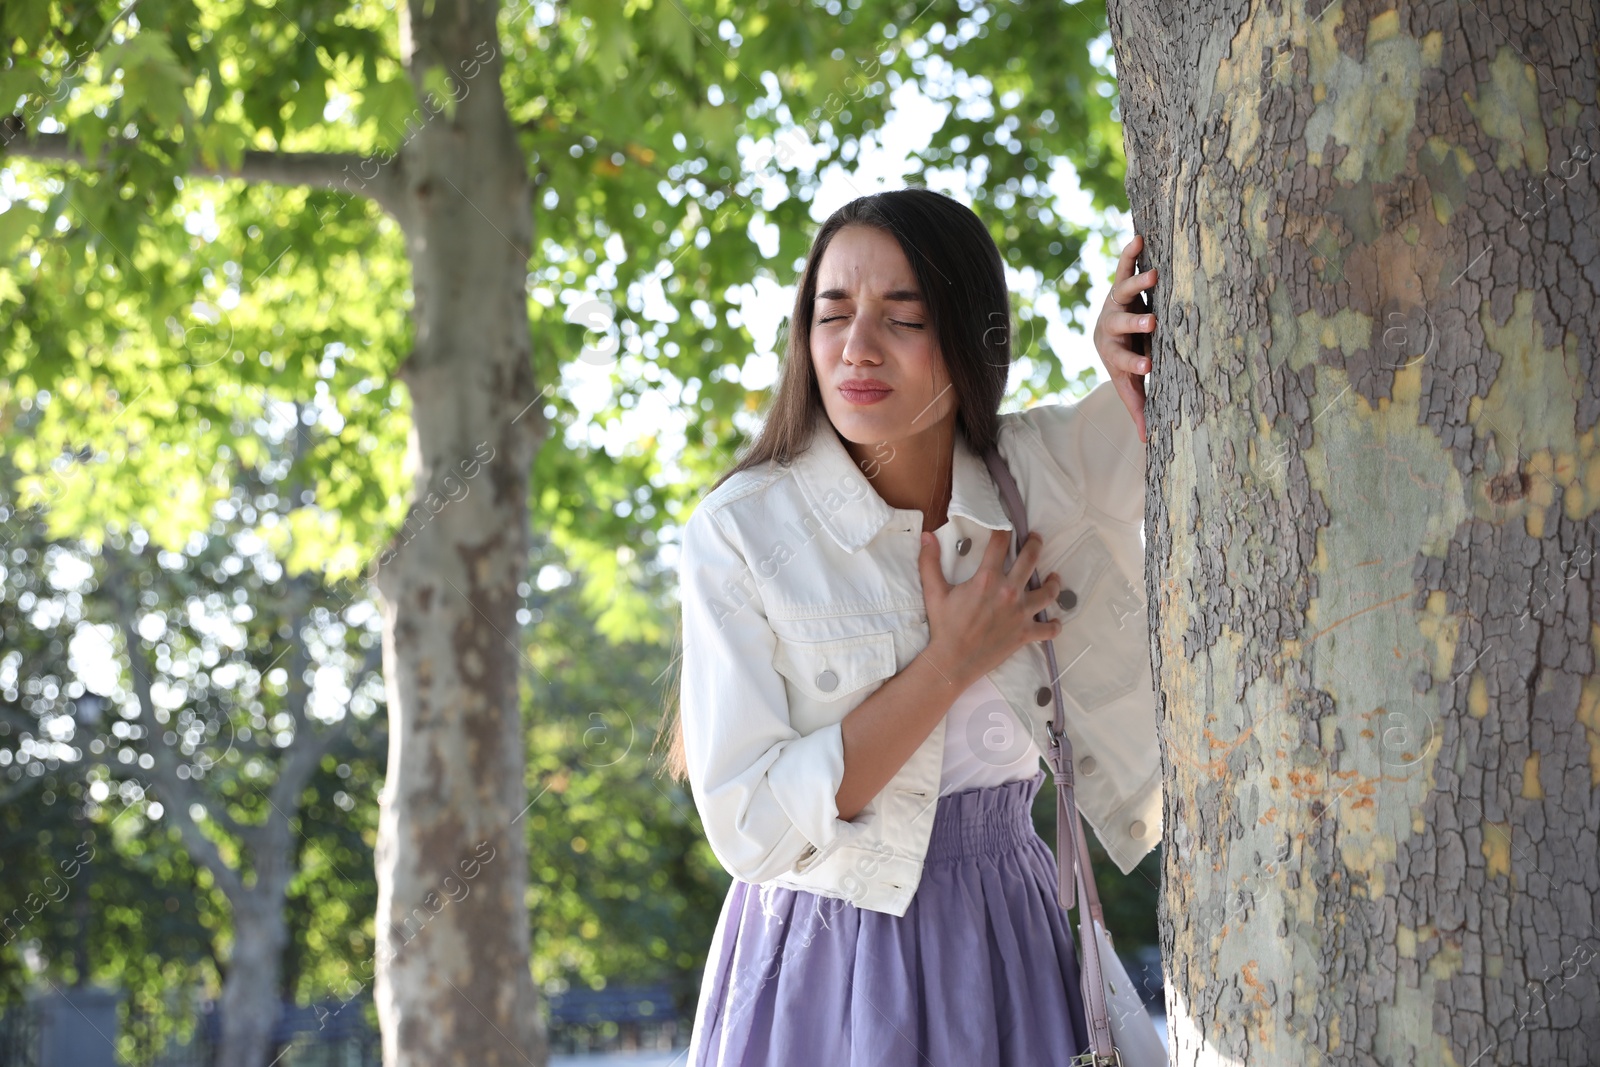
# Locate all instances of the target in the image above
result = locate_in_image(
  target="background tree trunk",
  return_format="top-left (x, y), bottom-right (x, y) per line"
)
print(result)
top-left (1108, 1), bottom-right (1600, 1062)
top-left (107, 536), bottom-right (371, 1067)
top-left (220, 891), bottom-right (290, 1067)
top-left (370, 1), bottom-right (547, 1064)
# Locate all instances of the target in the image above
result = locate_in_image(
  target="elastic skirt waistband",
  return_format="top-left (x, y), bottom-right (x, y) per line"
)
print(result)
top-left (922, 766), bottom-right (1048, 865)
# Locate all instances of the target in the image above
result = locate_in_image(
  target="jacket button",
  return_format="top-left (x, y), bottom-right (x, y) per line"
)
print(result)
top-left (1079, 756), bottom-right (1097, 776)
top-left (1129, 820), bottom-right (1146, 838)
top-left (816, 669), bottom-right (839, 692)
top-left (1057, 587), bottom-right (1077, 611)
top-left (1035, 686), bottom-right (1052, 706)
top-left (956, 536), bottom-right (972, 555)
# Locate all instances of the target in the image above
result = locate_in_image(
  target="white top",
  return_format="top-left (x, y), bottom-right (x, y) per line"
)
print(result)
top-left (939, 672), bottom-right (1042, 795)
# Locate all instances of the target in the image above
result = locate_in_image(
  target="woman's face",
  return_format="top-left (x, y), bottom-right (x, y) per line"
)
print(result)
top-left (809, 224), bottom-right (957, 450)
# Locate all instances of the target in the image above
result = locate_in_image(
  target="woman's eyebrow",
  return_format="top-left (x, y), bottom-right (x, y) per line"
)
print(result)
top-left (816, 287), bottom-right (924, 302)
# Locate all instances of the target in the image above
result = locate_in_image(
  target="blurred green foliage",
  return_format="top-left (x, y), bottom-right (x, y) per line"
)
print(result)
top-left (0, 0), bottom-right (1133, 643)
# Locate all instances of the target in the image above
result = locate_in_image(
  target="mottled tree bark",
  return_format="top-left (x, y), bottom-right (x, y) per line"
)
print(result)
top-left (1107, 1), bottom-right (1599, 1062)
top-left (370, 1), bottom-right (547, 1064)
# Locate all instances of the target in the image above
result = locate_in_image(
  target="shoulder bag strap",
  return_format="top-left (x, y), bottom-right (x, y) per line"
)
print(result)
top-left (980, 443), bottom-right (1119, 1066)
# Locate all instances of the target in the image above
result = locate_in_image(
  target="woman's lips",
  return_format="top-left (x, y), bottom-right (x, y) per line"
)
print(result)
top-left (839, 385), bottom-right (893, 405)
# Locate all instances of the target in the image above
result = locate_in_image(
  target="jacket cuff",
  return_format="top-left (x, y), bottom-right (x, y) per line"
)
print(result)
top-left (766, 720), bottom-right (868, 872)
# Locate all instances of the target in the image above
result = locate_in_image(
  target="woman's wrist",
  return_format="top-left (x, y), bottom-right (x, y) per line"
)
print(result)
top-left (918, 637), bottom-right (982, 694)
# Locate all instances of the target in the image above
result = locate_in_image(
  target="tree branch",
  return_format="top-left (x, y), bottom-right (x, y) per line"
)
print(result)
top-left (281, 404), bottom-right (318, 738)
top-left (0, 122), bottom-right (410, 222)
top-left (0, 771), bottom-right (47, 807)
top-left (281, 578), bottom-right (317, 737)
top-left (267, 710), bottom-right (358, 819)
top-left (111, 596), bottom-right (248, 902)
top-left (265, 638), bottom-right (381, 818)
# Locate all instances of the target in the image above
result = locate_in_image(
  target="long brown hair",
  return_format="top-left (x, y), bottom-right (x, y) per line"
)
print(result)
top-left (654, 186), bottom-right (1015, 784)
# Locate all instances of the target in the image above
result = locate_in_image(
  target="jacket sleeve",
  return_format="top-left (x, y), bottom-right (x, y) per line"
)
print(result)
top-left (1027, 377), bottom-right (1146, 528)
top-left (677, 502), bottom-right (871, 884)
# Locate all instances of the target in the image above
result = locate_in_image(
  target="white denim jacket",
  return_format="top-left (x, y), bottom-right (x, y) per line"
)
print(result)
top-left (677, 378), bottom-right (1159, 917)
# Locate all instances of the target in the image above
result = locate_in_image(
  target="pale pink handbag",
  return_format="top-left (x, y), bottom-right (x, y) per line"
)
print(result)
top-left (981, 444), bottom-right (1166, 1067)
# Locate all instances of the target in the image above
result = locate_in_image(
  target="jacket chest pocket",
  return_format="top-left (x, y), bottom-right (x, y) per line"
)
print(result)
top-left (771, 630), bottom-right (899, 727)
top-left (1045, 528), bottom-right (1147, 712)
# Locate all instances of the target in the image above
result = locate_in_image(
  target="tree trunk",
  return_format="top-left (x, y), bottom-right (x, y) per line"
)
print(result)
top-left (219, 890), bottom-right (290, 1067)
top-left (371, 1), bottom-right (547, 1064)
top-left (1108, 1), bottom-right (1600, 1062)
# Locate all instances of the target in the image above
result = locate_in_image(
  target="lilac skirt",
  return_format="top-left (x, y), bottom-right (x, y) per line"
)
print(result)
top-left (687, 766), bottom-right (1092, 1066)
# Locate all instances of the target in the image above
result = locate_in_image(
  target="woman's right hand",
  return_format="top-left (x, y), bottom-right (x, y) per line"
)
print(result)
top-left (917, 528), bottom-right (1061, 689)
top-left (1092, 233), bottom-right (1158, 443)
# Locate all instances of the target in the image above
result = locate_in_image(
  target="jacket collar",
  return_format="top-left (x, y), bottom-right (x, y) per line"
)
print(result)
top-left (785, 407), bottom-right (1014, 553)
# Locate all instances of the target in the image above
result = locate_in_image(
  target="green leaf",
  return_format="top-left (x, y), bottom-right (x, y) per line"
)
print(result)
top-left (359, 77), bottom-right (419, 145)
top-left (0, 204), bottom-right (39, 261)
top-left (651, 0), bottom-right (696, 75)
top-left (288, 75), bottom-right (331, 135)
top-left (191, 118), bottom-right (248, 174)
top-left (103, 35), bottom-right (194, 128)
top-left (419, 65), bottom-right (459, 124)
top-left (573, 0), bottom-right (637, 87)
top-left (69, 114), bottom-right (110, 167)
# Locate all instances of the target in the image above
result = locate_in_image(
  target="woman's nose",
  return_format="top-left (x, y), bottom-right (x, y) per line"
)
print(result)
top-left (842, 318), bottom-right (884, 365)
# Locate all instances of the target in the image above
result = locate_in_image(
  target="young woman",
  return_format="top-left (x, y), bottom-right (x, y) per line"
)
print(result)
top-left (659, 187), bottom-right (1159, 1066)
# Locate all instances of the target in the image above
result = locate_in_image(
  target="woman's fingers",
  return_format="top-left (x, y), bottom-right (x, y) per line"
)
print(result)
top-left (1028, 573), bottom-right (1063, 622)
top-left (1095, 234), bottom-right (1158, 442)
top-left (1108, 309), bottom-right (1156, 337)
top-left (1109, 264), bottom-right (1158, 311)
top-left (1114, 234), bottom-right (1144, 285)
top-left (979, 526), bottom-right (1011, 574)
top-left (997, 530), bottom-right (1038, 582)
top-left (1111, 372), bottom-right (1150, 444)
top-left (1015, 529), bottom-right (1046, 578)
top-left (1104, 339), bottom-right (1152, 377)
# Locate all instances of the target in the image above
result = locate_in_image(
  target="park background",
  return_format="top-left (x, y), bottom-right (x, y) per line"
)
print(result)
top-left (0, 0), bottom-right (1168, 1063)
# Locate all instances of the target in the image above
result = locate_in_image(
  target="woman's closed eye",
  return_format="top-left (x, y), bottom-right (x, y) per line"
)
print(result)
top-left (816, 314), bottom-right (925, 329)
